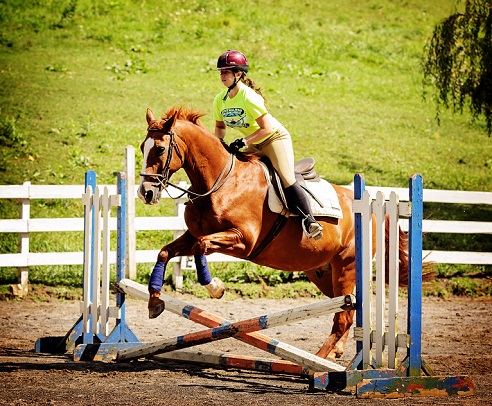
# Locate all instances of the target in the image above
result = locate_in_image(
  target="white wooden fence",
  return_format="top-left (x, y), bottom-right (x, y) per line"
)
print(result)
top-left (1, 148), bottom-right (491, 289)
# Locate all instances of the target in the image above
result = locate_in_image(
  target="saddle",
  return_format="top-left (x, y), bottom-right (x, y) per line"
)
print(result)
top-left (260, 157), bottom-right (343, 219)
top-left (294, 157), bottom-right (320, 182)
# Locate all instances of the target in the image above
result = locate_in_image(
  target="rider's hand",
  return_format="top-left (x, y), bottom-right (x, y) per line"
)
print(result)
top-left (229, 138), bottom-right (247, 153)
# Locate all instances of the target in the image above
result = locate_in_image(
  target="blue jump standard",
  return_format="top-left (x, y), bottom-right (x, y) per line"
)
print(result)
top-left (35, 171), bottom-right (139, 356)
top-left (309, 174), bottom-right (474, 398)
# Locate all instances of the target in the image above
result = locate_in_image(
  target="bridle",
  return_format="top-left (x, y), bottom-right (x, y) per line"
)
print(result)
top-left (140, 126), bottom-right (236, 202)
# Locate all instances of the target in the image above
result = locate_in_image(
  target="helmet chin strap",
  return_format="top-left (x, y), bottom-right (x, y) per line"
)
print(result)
top-left (223, 72), bottom-right (242, 101)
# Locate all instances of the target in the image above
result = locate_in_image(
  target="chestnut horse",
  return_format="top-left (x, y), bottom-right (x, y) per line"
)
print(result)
top-left (138, 106), bottom-right (409, 360)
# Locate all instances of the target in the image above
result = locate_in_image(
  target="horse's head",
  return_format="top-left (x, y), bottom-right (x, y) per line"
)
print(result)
top-left (138, 108), bottom-right (184, 205)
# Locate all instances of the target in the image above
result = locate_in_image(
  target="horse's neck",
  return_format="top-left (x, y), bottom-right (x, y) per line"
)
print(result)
top-left (181, 129), bottom-right (231, 193)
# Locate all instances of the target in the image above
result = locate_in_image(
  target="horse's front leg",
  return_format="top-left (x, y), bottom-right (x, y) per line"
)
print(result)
top-left (147, 230), bottom-right (194, 318)
top-left (148, 231), bottom-right (225, 319)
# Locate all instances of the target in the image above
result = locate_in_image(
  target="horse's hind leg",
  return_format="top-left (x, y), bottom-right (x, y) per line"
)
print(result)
top-left (305, 255), bottom-right (356, 360)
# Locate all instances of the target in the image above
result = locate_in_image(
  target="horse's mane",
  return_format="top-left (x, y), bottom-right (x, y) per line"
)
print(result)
top-left (163, 106), bottom-right (207, 130)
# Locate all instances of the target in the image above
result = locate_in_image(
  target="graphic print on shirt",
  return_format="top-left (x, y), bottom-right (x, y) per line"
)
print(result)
top-left (221, 108), bottom-right (250, 129)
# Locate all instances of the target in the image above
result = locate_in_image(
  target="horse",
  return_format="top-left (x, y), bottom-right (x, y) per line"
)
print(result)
top-left (137, 106), bottom-right (410, 360)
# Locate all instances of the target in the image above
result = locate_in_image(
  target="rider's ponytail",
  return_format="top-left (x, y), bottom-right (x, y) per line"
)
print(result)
top-left (241, 77), bottom-right (267, 104)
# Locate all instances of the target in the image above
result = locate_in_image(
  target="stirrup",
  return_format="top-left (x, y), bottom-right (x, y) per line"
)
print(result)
top-left (302, 216), bottom-right (323, 240)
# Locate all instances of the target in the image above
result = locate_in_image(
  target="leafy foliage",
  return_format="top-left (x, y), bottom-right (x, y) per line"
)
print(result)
top-left (423, 0), bottom-right (492, 135)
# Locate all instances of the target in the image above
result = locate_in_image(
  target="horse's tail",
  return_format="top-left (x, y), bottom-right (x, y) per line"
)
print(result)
top-left (384, 215), bottom-right (435, 286)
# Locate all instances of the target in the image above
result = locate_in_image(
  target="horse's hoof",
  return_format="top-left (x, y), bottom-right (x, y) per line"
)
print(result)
top-left (205, 277), bottom-right (225, 299)
top-left (148, 296), bottom-right (165, 319)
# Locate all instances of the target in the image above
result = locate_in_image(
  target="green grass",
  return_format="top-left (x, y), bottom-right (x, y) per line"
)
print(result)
top-left (0, 0), bottom-right (491, 298)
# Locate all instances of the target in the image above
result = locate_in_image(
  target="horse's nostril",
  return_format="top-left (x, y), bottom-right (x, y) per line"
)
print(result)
top-left (145, 190), bottom-right (153, 203)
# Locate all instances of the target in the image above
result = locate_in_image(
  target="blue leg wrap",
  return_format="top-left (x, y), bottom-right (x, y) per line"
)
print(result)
top-left (148, 261), bottom-right (166, 292)
top-left (195, 255), bottom-right (212, 285)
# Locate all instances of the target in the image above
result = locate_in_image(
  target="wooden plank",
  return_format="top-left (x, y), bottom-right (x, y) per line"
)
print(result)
top-left (30, 185), bottom-right (117, 199)
top-left (0, 248), bottom-right (488, 268)
top-left (7, 218), bottom-right (490, 236)
top-left (423, 189), bottom-right (491, 205)
top-left (91, 187), bottom-right (101, 336)
top-left (423, 250), bottom-right (492, 265)
top-left (400, 219), bottom-right (492, 234)
top-left (374, 192), bottom-right (385, 368)
top-left (364, 186), bottom-right (492, 205)
top-left (353, 173), bottom-right (365, 361)
top-left (0, 184), bottom-right (29, 198)
top-left (125, 145), bottom-right (136, 280)
top-left (311, 368), bottom-right (400, 391)
top-left (134, 216), bottom-right (185, 231)
top-left (1, 183), bottom-right (488, 204)
top-left (408, 174), bottom-right (423, 376)
top-left (116, 293), bottom-right (354, 362)
top-left (387, 192), bottom-right (399, 369)
top-left (155, 349), bottom-right (311, 376)
top-left (356, 375), bottom-right (475, 398)
top-left (117, 279), bottom-right (346, 372)
top-left (101, 188), bottom-right (111, 337)
top-left (362, 190), bottom-right (373, 368)
top-left (82, 186), bottom-right (93, 336)
top-left (0, 219), bottom-right (28, 233)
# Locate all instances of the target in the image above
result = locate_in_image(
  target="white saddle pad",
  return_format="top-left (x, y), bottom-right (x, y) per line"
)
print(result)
top-left (260, 163), bottom-right (343, 219)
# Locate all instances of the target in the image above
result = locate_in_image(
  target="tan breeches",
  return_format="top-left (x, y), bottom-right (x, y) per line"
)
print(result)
top-left (242, 126), bottom-right (296, 188)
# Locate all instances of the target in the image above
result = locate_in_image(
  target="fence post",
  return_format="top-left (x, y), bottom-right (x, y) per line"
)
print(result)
top-left (115, 172), bottom-right (127, 334)
top-left (82, 171), bottom-right (97, 344)
top-left (408, 174), bottom-right (424, 376)
top-left (15, 181), bottom-right (30, 296)
top-left (125, 145), bottom-right (136, 280)
top-left (353, 174), bottom-right (365, 368)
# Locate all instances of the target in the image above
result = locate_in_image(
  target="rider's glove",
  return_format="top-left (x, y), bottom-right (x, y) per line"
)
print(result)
top-left (229, 138), bottom-right (247, 153)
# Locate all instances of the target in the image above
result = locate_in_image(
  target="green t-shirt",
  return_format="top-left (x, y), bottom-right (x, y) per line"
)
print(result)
top-left (213, 85), bottom-right (281, 142)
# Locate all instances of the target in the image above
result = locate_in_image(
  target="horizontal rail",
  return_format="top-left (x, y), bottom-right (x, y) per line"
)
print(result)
top-left (364, 186), bottom-right (492, 205)
top-left (2, 217), bottom-right (489, 235)
top-left (0, 251), bottom-right (241, 268)
top-left (1, 182), bottom-right (491, 268)
top-left (422, 250), bottom-right (492, 265)
top-left (400, 219), bottom-right (492, 234)
top-left (0, 185), bottom-right (185, 200)
top-left (3, 249), bottom-right (490, 267)
top-left (2, 184), bottom-right (491, 204)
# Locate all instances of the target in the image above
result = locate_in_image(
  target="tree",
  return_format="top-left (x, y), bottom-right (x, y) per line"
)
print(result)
top-left (422, 0), bottom-right (492, 135)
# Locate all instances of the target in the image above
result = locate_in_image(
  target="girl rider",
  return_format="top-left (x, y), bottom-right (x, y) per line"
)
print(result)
top-left (214, 50), bottom-right (323, 240)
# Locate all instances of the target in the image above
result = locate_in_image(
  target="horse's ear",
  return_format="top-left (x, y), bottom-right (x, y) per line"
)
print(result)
top-left (146, 108), bottom-right (155, 125)
top-left (162, 110), bottom-right (178, 133)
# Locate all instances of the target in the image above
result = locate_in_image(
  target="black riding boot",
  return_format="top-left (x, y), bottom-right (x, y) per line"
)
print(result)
top-left (284, 182), bottom-right (323, 240)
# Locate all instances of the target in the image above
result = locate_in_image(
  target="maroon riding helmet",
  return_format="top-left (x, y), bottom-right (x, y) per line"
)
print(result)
top-left (216, 50), bottom-right (249, 73)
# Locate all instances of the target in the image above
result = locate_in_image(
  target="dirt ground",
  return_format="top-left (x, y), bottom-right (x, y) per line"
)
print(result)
top-left (0, 293), bottom-right (490, 405)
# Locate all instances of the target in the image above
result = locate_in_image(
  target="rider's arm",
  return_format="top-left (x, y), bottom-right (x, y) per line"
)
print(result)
top-left (215, 120), bottom-right (227, 140)
top-left (244, 113), bottom-right (272, 145)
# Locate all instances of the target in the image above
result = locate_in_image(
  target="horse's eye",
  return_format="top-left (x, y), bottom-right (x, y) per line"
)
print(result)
top-left (155, 145), bottom-right (166, 156)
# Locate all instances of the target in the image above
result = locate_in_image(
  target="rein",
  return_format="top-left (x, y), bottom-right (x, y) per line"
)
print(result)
top-left (140, 127), bottom-right (236, 202)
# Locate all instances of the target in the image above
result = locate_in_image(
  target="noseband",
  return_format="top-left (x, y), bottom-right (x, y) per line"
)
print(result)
top-left (140, 125), bottom-right (236, 202)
